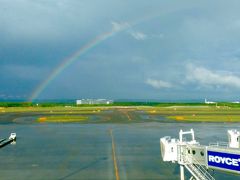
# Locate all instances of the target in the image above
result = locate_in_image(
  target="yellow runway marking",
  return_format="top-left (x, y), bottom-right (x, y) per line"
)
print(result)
top-left (125, 112), bottom-right (131, 121)
top-left (110, 129), bottom-right (120, 180)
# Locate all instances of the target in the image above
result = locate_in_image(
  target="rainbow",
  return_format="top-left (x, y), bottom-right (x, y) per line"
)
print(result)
top-left (29, 13), bottom-right (162, 101)
top-left (29, 25), bottom-right (129, 101)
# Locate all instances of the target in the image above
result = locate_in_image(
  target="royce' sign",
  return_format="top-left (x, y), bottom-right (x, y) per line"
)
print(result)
top-left (208, 150), bottom-right (240, 172)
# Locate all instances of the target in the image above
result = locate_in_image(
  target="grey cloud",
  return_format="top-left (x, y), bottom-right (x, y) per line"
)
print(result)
top-left (111, 21), bottom-right (148, 40)
top-left (0, 1), bottom-right (118, 41)
top-left (186, 64), bottom-right (240, 89)
top-left (128, 30), bottom-right (147, 40)
top-left (111, 21), bottom-right (130, 32)
top-left (1, 64), bottom-right (49, 80)
top-left (145, 78), bottom-right (172, 89)
top-left (2, 0), bottom-right (240, 100)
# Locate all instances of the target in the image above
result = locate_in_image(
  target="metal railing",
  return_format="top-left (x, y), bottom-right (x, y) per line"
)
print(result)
top-left (209, 141), bottom-right (228, 148)
top-left (180, 145), bottom-right (215, 180)
top-left (186, 162), bottom-right (215, 180)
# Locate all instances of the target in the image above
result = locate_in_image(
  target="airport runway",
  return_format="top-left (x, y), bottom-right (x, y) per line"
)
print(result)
top-left (0, 110), bottom-right (239, 179)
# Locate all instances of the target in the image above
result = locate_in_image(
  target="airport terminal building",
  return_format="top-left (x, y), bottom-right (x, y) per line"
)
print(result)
top-left (76, 99), bottom-right (113, 105)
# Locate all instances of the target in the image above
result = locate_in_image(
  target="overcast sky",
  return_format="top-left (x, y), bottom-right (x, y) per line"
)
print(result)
top-left (1, 0), bottom-right (240, 101)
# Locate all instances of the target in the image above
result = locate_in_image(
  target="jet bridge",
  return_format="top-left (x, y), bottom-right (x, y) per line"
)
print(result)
top-left (160, 129), bottom-right (240, 180)
top-left (0, 133), bottom-right (16, 148)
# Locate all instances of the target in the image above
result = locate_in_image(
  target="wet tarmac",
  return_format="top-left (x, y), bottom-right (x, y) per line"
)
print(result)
top-left (0, 111), bottom-right (239, 179)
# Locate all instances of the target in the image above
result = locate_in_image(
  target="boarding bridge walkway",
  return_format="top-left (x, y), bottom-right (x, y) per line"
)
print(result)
top-left (160, 129), bottom-right (240, 180)
top-left (0, 133), bottom-right (16, 148)
top-left (183, 152), bottom-right (215, 180)
top-left (178, 143), bottom-right (215, 180)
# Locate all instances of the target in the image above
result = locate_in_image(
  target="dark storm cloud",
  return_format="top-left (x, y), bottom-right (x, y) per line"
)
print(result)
top-left (1, 0), bottom-right (240, 100)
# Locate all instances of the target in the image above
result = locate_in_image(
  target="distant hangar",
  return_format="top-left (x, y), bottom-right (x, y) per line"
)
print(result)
top-left (76, 99), bottom-right (113, 105)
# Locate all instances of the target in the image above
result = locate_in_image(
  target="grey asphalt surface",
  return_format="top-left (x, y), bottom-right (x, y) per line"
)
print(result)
top-left (0, 112), bottom-right (239, 179)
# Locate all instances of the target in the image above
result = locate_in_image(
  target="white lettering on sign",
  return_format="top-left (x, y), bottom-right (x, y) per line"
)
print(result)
top-left (208, 155), bottom-right (240, 166)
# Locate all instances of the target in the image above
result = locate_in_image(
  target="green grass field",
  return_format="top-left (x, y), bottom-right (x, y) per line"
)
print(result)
top-left (38, 115), bottom-right (88, 123)
top-left (139, 105), bottom-right (240, 122)
top-left (1, 105), bottom-right (240, 123)
top-left (0, 106), bottom-right (105, 113)
top-left (167, 115), bottom-right (240, 122)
